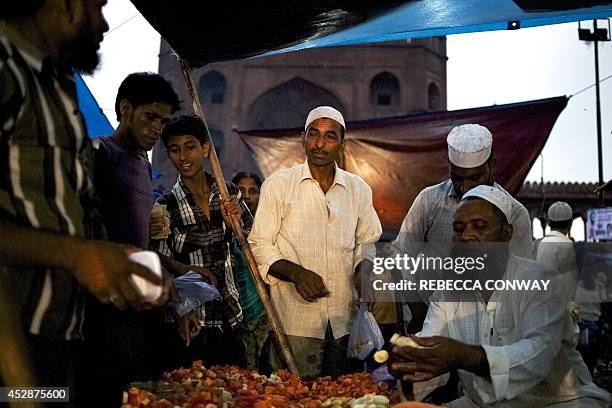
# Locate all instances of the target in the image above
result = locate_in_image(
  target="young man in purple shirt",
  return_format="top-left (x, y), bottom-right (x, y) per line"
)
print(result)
top-left (78, 73), bottom-right (182, 406)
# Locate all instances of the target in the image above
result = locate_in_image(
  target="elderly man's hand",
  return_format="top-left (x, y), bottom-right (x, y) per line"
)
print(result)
top-left (390, 336), bottom-right (476, 382)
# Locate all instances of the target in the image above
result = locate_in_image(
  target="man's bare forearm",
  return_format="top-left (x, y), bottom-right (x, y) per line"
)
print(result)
top-left (268, 259), bottom-right (303, 283)
top-left (157, 252), bottom-right (188, 277)
top-left (0, 214), bottom-right (80, 272)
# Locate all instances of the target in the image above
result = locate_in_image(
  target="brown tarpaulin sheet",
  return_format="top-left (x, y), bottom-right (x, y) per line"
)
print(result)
top-left (239, 96), bottom-right (567, 238)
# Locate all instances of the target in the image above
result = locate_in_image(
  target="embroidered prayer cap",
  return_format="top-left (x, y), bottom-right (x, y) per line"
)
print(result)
top-left (447, 124), bottom-right (493, 168)
top-left (305, 106), bottom-right (345, 131)
top-left (461, 185), bottom-right (512, 224)
top-left (547, 201), bottom-right (573, 222)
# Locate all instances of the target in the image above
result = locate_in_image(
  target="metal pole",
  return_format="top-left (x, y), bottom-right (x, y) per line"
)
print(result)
top-left (177, 59), bottom-right (300, 375)
top-left (594, 20), bottom-right (605, 203)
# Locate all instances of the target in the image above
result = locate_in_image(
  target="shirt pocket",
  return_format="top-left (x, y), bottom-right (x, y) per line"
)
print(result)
top-left (491, 323), bottom-right (516, 346)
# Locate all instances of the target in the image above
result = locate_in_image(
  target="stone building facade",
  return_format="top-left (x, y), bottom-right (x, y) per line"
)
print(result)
top-left (153, 38), bottom-right (447, 191)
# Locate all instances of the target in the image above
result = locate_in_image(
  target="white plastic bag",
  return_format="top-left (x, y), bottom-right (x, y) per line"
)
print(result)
top-left (171, 271), bottom-right (221, 317)
top-left (347, 303), bottom-right (385, 360)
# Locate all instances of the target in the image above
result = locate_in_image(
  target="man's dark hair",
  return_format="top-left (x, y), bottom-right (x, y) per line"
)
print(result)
top-left (115, 72), bottom-right (180, 121)
top-left (161, 115), bottom-right (210, 148)
top-left (232, 172), bottom-right (262, 188)
top-left (0, 1), bottom-right (46, 19)
top-left (549, 219), bottom-right (572, 230)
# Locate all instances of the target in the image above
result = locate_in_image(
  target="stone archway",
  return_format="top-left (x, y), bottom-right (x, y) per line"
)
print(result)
top-left (246, 77), bottom-right (344, 130)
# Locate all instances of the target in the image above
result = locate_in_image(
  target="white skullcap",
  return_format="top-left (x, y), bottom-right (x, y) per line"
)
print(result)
top-left (305, 106), bottom-right (345, 131)
top-left (447, 124), bottom-right (493, 168)
top-left (462, 185), bottom-right (512, 224)
top-left (548, 201), bottom-right (573, 222)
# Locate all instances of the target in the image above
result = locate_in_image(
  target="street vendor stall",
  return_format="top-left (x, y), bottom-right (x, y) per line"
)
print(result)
top-left (121, 1), bottom-right (612, 406)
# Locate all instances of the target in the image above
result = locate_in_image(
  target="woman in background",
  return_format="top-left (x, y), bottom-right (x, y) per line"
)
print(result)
top-left (232, 172), bottom-right (270, 369)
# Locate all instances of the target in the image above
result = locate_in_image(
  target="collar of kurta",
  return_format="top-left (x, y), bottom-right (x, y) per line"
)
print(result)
top-left (546, 230), bottom-right (569, 239)
top-left (299, 159), bottom-right (347, 189)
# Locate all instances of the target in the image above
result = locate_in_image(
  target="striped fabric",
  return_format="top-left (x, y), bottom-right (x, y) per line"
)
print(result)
top-left (0, 34), bottom-right (104, 340)
top-left (155, 172), bottom-right (251, 328)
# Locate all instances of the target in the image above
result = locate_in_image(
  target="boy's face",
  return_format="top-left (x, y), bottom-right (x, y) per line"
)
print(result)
top-left (166, 134), bottom-right (210, 179)
top-left (121, 101), bottom-right (173, 151)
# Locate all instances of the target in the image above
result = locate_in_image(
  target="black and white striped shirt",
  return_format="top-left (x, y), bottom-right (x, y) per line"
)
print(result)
top-left (155, 172), bottom-right (251, 328)
top-left (0, 33), bottom-right (104, 340)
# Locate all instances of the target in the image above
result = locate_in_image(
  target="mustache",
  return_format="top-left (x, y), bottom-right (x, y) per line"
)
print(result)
top-left (310, 149), bottom-right (327, 155)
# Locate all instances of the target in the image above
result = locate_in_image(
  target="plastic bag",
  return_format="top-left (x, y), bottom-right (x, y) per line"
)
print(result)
top-left (170, 271), bottom-right (221, 317)
top-left (347, 303), bottom-right (385, 360)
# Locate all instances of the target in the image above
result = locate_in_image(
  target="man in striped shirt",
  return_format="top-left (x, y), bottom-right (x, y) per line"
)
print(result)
top-left (0, 0), bottom-right (161, 393)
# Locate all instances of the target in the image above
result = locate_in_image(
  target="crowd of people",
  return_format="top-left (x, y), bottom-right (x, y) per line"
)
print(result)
top-left (0, 1), bottom-right (611, 408)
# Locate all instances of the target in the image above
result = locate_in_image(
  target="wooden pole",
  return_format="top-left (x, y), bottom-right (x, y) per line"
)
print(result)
top-left (178, 59), bottom-right (300, 375)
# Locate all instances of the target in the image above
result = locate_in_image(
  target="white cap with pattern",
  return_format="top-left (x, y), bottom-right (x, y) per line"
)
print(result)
top-left (305, 106), bottom-right (345, 131)
top-left (547, 201), bottom-right (573, 222)
top-left (447, 124), bottom-right (493, 168)
top-left (461, 185), bottom-right (512, 224)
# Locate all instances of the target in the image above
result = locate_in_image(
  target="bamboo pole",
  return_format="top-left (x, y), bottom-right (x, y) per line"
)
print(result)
top-left (178, 59), bottom-right (300, 375)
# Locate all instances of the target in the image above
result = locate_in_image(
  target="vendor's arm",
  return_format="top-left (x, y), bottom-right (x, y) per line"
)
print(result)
top-left (0, 213), bottom-right (161, 310)
top-left (392, 336), bottom-right (489, 382)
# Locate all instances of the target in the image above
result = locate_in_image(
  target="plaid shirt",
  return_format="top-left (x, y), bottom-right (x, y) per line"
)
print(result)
top-left (0, 32), bottom-right (104, 340)
top-left (155, 172), bottom-right (251, 328)
top-left (248, 161), bottom-right (382, 339)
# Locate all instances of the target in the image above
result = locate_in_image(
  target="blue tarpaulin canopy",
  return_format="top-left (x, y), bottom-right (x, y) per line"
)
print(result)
top-left (75, 72), bottom-right (113, 138)
top-left (266, 0), bottom-right (612, 56)
top-left (131, 0), bottom-right (612, 66)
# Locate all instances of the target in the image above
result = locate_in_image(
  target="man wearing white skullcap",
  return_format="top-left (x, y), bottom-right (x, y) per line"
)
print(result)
top-left (391, 188), bottom-right (610, 407)
top-left (534, 201), bottom-right (576, 275)
top-left (533, 201), bottom-right (586, 376)
top-left (249, 106), bottom-right (382, 377)
top-left (392, 124), bottom-right (532, 330)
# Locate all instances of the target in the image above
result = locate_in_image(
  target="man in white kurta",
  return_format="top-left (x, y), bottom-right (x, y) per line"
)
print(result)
top-left (391, 186), bottom-right (610, 407)
top-left (393, 124), bottom-right (532, 259)
top-left (391, 125), bottom-right (533, 331)
top-left (248, 106), bottom-right (382, 377)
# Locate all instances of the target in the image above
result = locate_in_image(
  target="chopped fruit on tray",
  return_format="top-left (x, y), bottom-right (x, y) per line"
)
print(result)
top-left (122, 361), bottom-right (398, 408)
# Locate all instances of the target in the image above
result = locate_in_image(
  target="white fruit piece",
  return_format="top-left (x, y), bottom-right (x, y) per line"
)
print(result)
top-left (373, 350), bottom-right (389, 363)
top-left (389, 333), bottom-right (419, 348)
